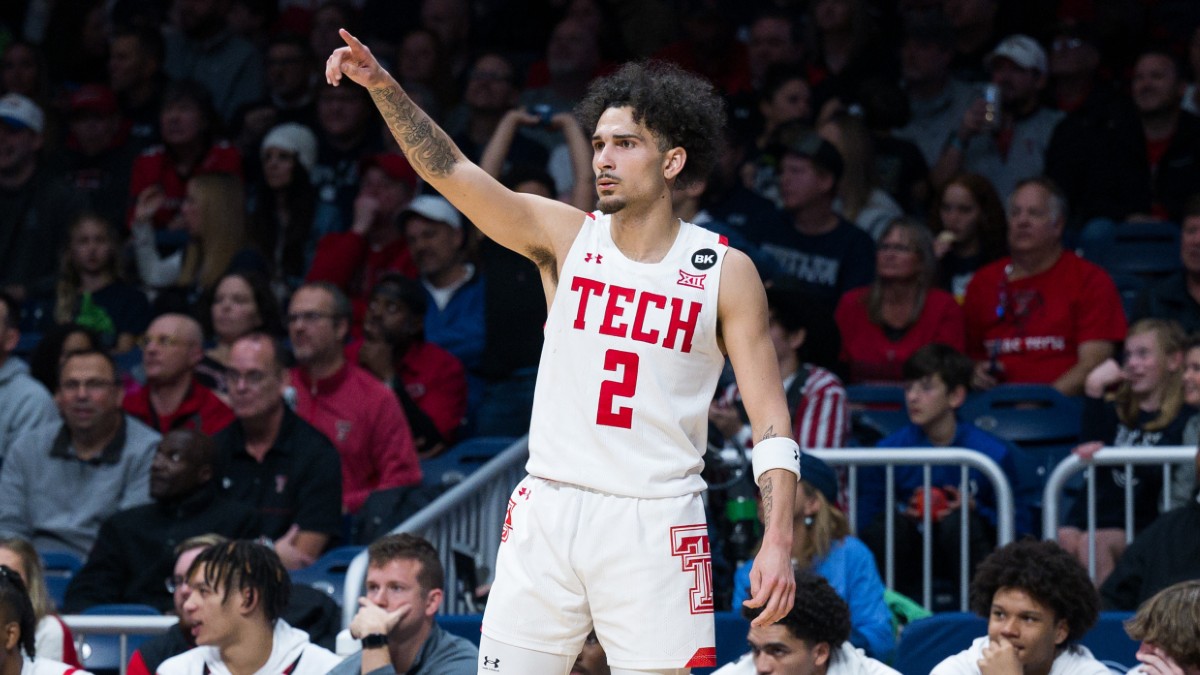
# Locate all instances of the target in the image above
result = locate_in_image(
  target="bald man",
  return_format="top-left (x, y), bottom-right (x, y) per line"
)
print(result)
top-left (124, 313), bottom-right (234, 435)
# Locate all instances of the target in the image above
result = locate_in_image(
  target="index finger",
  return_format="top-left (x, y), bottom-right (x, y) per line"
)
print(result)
top-left (340, 28), bottom-right (367, 51)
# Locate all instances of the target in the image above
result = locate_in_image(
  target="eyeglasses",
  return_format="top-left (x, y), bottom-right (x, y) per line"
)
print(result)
top-left (164, 575), bottom-right (189, 594)
top-left (286, 311), bottom-right (337, 325)
top-left (138, 334), bottom-right (189, 349)
top-left (60, 378), bottom-right (117, 393)
top-left (226, 369), bottom-right (273, 387)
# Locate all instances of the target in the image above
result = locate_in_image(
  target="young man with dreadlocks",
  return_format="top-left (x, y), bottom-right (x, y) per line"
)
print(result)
top-left (156, 541), bottom-right (340, 675)
top-left (327, 25), bottom-right (800, 675)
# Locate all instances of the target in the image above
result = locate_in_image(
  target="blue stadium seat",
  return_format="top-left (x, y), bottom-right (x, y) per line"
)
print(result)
top-left (846, 385), bottom-right (909, 447)
top-left (894, 612), bottom-right (985, 674)
top-left (1081, 220), bottom-right (1181, 283)
top-left (290, 545), bottom-right (365, 604)
top-left (420, 436), bottom-right (517, 490)
top-left (76, 604), bottom-right (161, 675)
top-left (894, 610), bottom-right (1137, 674)
top-left (960, 385), bottom-right (1083, 531)
top-left (41, 551), bottom-right (84, 610)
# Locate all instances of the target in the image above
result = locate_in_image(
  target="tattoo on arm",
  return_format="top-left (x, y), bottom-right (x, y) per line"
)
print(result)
top-left (760, 479), bottom-right (774, 523)
top-left (760, 425), bottom-right (777, 442)
top-left (369, 86), bottom-right (458, 178)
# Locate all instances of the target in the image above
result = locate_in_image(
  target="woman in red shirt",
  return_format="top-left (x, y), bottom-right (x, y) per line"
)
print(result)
top-left (835, 219), bottom-right (964, 383)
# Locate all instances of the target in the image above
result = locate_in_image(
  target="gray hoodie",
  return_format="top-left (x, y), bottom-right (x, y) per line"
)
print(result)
top-left (0, 356), bottom-right (58, 461)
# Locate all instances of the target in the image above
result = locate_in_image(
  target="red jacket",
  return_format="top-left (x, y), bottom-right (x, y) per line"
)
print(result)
top-left (289, 362), bottom-right (421, 513)
top-left (123, 379), bottom-right (234, 436)
top-left (345, 339), bottom-right (468, 441)
top-left (306, 231), bottom-right (417, 325)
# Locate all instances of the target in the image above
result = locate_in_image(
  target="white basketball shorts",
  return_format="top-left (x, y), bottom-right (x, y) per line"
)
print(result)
top-left (480, 476), bottom-right (717, 670)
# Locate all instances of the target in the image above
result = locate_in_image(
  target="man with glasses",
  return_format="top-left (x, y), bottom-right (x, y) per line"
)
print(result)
top-left (287, 283), bottom-right (420, 516)
top-left (962, 177), bottom-right (1126, 395)
top-left (124, 313), bottom-right (234, 436)
top-left (0, 349), bottom-right (159, 557)
top-left (213, 332), bottom-right (343, 569)
top-left (126, 534), bottom-right (229, 675)
top-left (62, 429), bottom-right (259, 612)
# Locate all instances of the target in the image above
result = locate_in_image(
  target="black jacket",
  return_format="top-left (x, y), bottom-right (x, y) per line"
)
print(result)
top-left (1101, 494), bottom-right (1200, 610)
top-left (63, 483), bottom-right (261, 613)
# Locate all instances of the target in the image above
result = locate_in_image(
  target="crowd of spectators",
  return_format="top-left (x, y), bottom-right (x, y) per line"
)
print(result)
top-left (3, 0), bottom-right (1200, 672)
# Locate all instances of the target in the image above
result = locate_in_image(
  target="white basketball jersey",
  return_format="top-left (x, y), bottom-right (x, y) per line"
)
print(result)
top-left (526, 213), bottom-right (728, 498)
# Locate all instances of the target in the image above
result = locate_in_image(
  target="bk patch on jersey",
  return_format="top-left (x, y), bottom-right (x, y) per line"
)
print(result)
top-left (691, 248), bottom-right (717, 270)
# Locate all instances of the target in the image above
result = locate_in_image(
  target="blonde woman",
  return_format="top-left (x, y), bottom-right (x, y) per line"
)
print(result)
top-left (1059, 319), bottom-right (1194, 585)
top-left (818, 111), bottom-right (903, 241)
top-left (131, 173), bottom-right (250, 294)
top-left (0, 539), bottom-right (79, 667)
top-left (731, 453), bottom-right (894, 661)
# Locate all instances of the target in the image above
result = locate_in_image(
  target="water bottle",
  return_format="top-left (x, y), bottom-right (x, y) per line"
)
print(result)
top-left (725, 496), bottom-right (760, 566)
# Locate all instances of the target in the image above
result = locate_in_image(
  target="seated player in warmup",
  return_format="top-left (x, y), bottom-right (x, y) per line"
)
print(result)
top-left (931, 540), bottom-right (1110, 675)
top-left (715, 569), bottom-right (898, 675)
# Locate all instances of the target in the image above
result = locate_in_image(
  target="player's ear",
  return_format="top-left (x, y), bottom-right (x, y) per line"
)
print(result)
top-left (663, 147), bottom-right (686, 181)
top-left (239, 586), bottom-right (260, 616)
top-left (813, 641), bottom-right (831, 667)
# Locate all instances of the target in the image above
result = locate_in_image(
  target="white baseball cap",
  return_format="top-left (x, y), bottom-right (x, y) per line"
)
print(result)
top-left (403, 195), bottom-right (463, 229)
top-left (986, 35), bottom-right (1048, 74)
top-left (0, 93), bottom-right (44, 134)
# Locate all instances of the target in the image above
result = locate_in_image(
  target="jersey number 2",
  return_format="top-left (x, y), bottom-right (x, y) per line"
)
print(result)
top-left (597, 349), bottom-right (638, 428)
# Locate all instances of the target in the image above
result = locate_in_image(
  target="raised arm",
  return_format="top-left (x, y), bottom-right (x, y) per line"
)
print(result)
top-left (718, 249), bottom-right (799, 626)
top-left (326, 30), bottom-right (584, 264)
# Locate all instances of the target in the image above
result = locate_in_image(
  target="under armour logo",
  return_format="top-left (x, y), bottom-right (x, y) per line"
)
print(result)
top-left (584, 252), bottom-right (603, 263)
top-left (481, 656), bottom-right (501, 671)
top-left (518, 487), bottom-right (530, 500)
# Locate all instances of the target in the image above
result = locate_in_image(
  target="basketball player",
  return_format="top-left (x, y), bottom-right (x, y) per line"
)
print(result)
top-left (327, 30), bottom-right (800, 675)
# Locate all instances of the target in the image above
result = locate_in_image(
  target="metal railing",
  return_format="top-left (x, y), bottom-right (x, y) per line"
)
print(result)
top-left (341, 441), bottom-right (1015, 624)
top-left (341, 436), bottom-right (530, 628)
top-left (810, 448), bottom-right (1016, 611)
top-left (62, 615), bottom-right (177, 675)
top-left (1041, 445), bottom-right (1196, 579)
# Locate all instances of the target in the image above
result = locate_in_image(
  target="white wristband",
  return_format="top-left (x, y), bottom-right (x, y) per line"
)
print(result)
top-left (751, 437), bottom-right (800, 485)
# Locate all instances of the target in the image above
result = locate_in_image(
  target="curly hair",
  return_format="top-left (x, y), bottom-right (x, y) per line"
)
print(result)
top-left (969, 540), bottom-right (1099, 643)
top-left (743, 569), bottom-right (851, 648)
top-left (575, 60), bottom-right (725, 188)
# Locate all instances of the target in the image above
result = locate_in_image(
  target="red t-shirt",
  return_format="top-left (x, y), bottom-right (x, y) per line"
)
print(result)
top-left (835, 286), bottom-right (965, 384)
top-left (962, 251), bottom-right (1127, 384)
top-left (306, 231), bottom-right (418, 325)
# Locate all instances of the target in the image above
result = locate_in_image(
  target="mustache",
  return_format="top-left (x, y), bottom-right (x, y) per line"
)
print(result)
top-left (596, 173), bottom-right (618, 182)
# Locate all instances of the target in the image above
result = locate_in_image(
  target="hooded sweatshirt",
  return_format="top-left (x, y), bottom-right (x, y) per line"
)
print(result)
top-left (0, 357), bottom-right (58, 460)
top-left (714, 642), bottom-right (900, 675)
top-left (156, 620), bottom-right (340, 675)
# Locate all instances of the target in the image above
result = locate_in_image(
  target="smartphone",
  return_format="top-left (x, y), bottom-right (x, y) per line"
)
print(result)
top-left (530, 103), bottom-right (555, 127)
top-left (983, 84), bottom-right (1000, 133)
